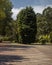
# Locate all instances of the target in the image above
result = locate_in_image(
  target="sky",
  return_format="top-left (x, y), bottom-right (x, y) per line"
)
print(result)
top-left (10, 0), bottom-right (52, 20)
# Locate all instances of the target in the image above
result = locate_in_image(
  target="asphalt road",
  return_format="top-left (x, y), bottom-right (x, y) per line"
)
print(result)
top-left (0, 43), bottom-right (52, 65)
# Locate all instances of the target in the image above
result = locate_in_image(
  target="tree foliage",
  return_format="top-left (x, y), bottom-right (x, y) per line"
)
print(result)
top-left (36, 13), bottom-right (48, 36)
top-left (0, 0), bottom-right (12, 36)
top-left (0, 0), bottom-right (52, 44)
top-left (17, 7), bottom-right (37, 43)
top-left (36, 7), bottom-right (52, 43)
top-left (43, 7), bottom-right (52, 33)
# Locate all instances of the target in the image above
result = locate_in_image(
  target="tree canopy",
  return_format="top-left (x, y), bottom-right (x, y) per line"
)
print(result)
top-left (0, 0), bottom-right (52, 44)
top-left (0, 0), bottom-right (12, 36)
top-left (17, 7), bottom-right (37, 43)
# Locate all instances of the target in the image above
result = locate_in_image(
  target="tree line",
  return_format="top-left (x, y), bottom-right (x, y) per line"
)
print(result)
top-left (0, 0), bottom-right (52, 44)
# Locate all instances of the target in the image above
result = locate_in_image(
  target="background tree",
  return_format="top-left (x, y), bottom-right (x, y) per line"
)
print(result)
top-left (10, 20), bottom-right (18, 42)
top-left (36, 13), bottom-right (48, 37)
top-left (43, 7), bottom-right (52, 34)
top-left (36, 7), bottom-right (52, 43)
top-left (0, 0), bottom-right (12, 36)
top-left (17, 7), bottom-right (37, 44)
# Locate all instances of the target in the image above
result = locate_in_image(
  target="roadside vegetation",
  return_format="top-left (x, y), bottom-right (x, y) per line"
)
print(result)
top-left (0, 0), bottom-right (52, 44)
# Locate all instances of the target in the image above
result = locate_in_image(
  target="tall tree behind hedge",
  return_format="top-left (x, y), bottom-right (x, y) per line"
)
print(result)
top-left (17, 7), bottom-right (37, 44)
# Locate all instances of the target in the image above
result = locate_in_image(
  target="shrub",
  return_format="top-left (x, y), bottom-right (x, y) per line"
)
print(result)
top-left (0, 36), bottom-right (3, 42)
top-left (3, 36), bottom-right (9, 41)
top-left (0, 36), bottom-right (11, 41)
top-left (49, 32), bottom-right (52, 43)
top-left (38, 35), bottom-right (50, 45)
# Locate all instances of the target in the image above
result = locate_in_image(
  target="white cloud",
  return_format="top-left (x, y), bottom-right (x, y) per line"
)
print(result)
top-left (12, 7), bottom-right (23, 20)
top-left (12, 5), bottom-right (52, 20)
top-left (33, 6), bottom-right (44, 14)
top-left (33, 5), bottom-right (52, 14)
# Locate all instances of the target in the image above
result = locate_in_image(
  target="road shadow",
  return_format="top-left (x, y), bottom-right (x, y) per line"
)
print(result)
top-left (0, 45), bottom-right (34, 52)
top-left (0, 45), bottom-right (34, 48)
top-left (0, 47), bottom-right (16, 52)
top-left (0, 55), bottom-right (29, 64)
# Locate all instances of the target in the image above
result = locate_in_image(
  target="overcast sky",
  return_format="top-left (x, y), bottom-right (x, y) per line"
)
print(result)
top-left (10, 0), bottom-right (52, 20)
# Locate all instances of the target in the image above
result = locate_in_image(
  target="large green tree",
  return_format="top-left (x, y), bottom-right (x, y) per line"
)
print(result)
top-left (37, 7), bottom-right (52, 36)
top-left (36, 13), bottom-right (48, 36)
top-left (36, 7), bottom-right (52, 42)
top-left (43, 7), bottom-right (52, 34)
top-left (17, 7), bottom-right (37, 44)
top-left (0, 0), bottom-right (12, 36)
